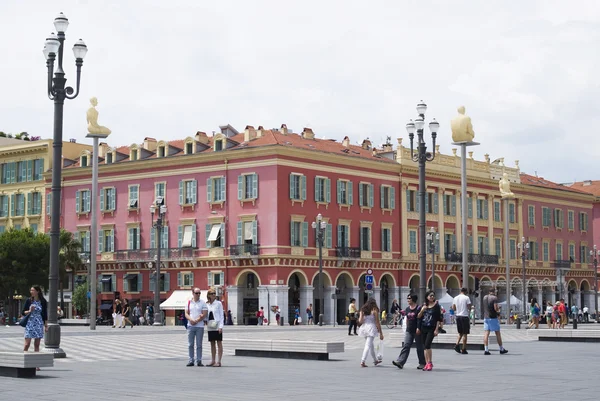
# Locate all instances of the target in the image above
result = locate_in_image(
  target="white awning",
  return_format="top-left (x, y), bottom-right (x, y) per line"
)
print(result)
top-left (160, 290), bottom-right (208, 310)
top-left (208, 224), bottom-right (221, 241)
top-left (244, 222), bottom-right (253, 240)
top-left (182, 225), bottom-right (193, 247)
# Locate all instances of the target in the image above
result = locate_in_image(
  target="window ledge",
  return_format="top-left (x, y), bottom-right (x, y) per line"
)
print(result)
top-left (126, 291), bottom-right (140, 294)
top-left (0, 216), bottom-right (7, 221)
top-left (209, 201), bottom-right (225, 210)
top-left (11, 215), bottom-right (25, 221)
top-left (239, 198), bottom-right (257, 207)
top-left (128, 207), bottom-right (140, 214)
top-left (290, 199), bottom-right (304, 206)
top-left (180, 203), bottom-right (196, 211)
top-left (381, 208), bottom-right (393, 215)
top-left (315, 201), bottom-right (329, 209)
top-left (338, 204), bottom-right (351, 212)
top-left (101, 210), bottom-right (115, 217)
top-left (360, 206), bottom-right (372, 214)
top-left (77, 211), bottom-right (90, 218)
top-left (291, 246), bottom-right (305, 256)
top-left (208, 247), bottom-right (224, 257)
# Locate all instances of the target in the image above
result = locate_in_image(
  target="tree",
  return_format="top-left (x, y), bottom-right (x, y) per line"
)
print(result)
top-left (59, 230), bottom-right (82, 312)
top-left (72, 282), bottom-right (88, 316)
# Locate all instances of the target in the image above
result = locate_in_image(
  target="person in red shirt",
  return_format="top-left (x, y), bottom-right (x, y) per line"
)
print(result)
top-left (558, 299), bottom-right (567, 329)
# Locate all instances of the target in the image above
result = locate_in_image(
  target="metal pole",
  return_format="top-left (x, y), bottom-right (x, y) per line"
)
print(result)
top-left (431, 243), bottom-right (435, 295)
top-left (318, 231), bottom-right (324, 326)
top-left (504, 199), bottom-right (511, 318)
top-left (522, 245), bottom-right (527, 316)
top-left (89, 136), bottom-right (99, 330)
top-left (460, 144), bottom-right (468, 290)
top-left (594, 255), bottom-right (598, 323)
top-left (154, 219), bottom-right (162, 325)
top-left (418, 138), bottom-right (427, 304)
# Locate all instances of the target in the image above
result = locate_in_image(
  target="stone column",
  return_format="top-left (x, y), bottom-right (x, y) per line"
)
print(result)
top-left (574, 290), bottom-right (581, 309)
top-left (472, 192), bottom-right (479, 248)
top-left (226, 285), bottom-right (243, 325)
top-left (488, 195), bottom-right (495, 255)
top-left (299, 286), bottom-right (313, 324)
top-left (399, 286), bottom-right (411, 308)
top-left (389, 286), bottom-right (400, 309)
top-left (325, 286), bottom-right (335, 325)
top-left (536, 286), bottom-right (543, 306)
top-left (268, 285), bottom-right (290, 325)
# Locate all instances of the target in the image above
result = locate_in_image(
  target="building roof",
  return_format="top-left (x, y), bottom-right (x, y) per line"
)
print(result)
top-left (519, 173), bottom-right (590, 195)
top-left (568, 180), bottom-right (600, 197)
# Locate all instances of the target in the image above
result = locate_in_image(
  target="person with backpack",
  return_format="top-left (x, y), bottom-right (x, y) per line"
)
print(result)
top-left (184, 288), bottom-right (208, 367)
top-left (482, 288), bottom-right (508, 355)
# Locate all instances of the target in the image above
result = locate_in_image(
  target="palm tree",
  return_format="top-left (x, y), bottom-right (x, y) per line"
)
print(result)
top-left (59, 229), bottom-right (82, 316)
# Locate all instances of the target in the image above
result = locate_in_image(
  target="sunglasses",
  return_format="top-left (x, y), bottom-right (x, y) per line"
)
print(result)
top-left (428, 295), bottom-right (435, 297)
top-left (194, 292), bottom-right (201, 295)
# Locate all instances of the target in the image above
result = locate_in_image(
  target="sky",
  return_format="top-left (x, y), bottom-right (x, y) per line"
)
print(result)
top-left (1, 0), bottom-right (599, 183)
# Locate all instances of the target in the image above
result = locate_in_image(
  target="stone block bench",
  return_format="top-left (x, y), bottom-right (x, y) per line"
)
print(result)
top-left (228, 339), bottom-right (344, 360)
top-left (59, 318), bottom-right (90, 326)
top-left (535, 329), bottom-right (600, 343)
top-left (0, 352), bottom-right (54, 378)
top-left (387, 331), bottom-right (495, 350)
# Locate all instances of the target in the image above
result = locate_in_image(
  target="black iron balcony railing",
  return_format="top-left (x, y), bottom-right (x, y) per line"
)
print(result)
top-left (115, 247), bottom-right (195, 261)
top-left (335, 246), bottom-right (361, 259)
top-left (229, 243), bottom-right (260, 256)
top-left (554, 259), bottom-right (573, 269)
top-left (445, 252), bottom-right (499, 265)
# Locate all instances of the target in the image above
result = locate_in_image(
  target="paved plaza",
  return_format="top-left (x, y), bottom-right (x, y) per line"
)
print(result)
top-left (1, 324), bottom-right (599, 401)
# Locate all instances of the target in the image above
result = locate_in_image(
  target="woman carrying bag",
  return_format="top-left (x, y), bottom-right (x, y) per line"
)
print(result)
top-left (22, 286), bottom-right (48, 371)
top-left (206, 288), bottom-right (224, 367)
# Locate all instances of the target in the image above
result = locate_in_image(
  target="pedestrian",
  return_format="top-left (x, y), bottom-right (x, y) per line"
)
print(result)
top-left (347, 298), bottom-right (358, 335)
top-left (0, 307), bottom-right (5, 325)
top-left (545, 301), bottom-right (554, 329)
top-left (583, 305), bottom-right (589, 322)
top-left (57, 306), bottom-right (64, 319)
top-left (112, 299), bottom-right (122, 328)
top-left (226, 310), bottom-right (233, 326)
top-left (438, 306), bottom-right (447, 333)
top-left (306, 304), bottom-right (314, 325)
top-left (148, 303), bottom-right (155, 325)
top-left (121, 299), bottom-right (134, 328)
top-left (144, 305), bottom-right (151, 325)
top-left (22, 286), bottom-right (48, 371)
top-left (528, 298), bottom-right (541, 329)
top-left (392, 294), bottom-right (426, 370)
top-left (357, 297), bottom-right (384, 367)
top-left (452, 287), bottom-right (472, 354)
top-left (206, 288), bottom-right (224, 367)
top-left (482, 288), bottom-right (508, 355)
top-left (256, 307), bottom-right (265, 325)
top-left (133, 303), bottom-right (142, 325)
top-left (558, 299), bottom-right (567, 329)
top-left (469, 306), bottom-right (475, 325)
top-left (417, 291), bottom-right (443, 371)
top-left (390, 298), bottom-right (401, 326)
top-left (294, 307), bottom-right (301, 325)
top-left (185, 288), bottom-right (208, 367)
top-left (275, 308), bottom-right (281, 326)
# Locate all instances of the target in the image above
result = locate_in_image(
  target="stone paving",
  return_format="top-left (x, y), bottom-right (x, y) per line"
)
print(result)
top-left (0, 324), bottom-right (599, 400)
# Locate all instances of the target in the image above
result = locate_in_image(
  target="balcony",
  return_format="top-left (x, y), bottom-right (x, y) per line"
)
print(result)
top-left (553, 259), bottom-right (573, 269)
top-left (335, 246), bottom-right (361, 259)
top-left (114, 248), bottom-right (195, 262)
top-left (444, 252), bottom-right (499, 265)
top-left (229, 243), bottom-right (259, 266)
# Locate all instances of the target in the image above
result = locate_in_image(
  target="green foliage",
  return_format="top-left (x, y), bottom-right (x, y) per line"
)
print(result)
top-left (72, 282), bottom-right (88, 315)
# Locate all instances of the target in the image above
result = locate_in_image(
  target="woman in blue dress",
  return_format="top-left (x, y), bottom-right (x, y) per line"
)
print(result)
top-left (23, 286), bottom-right (48, 355)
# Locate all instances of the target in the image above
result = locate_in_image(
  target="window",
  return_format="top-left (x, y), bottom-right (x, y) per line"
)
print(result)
top-left (528, 205), bottom-right (535, 226)
top-left (185, 142), bottom-right (193, 154)
top-left (569, 243), bottom-right (575, 261)
top-left (151, 225), bottom-right (170, 249)
top-left (100, 275), bottom-right (115, 293)
top-left (476, 199), bottom-right (488, 220)
top-left (337, 180), bottom-right (353, 205)
top-left (100, 188), bottom-right (116, 212)
top-left (406, 190), bottom-right (416, 212)
top-left (207, 177), bottom-right (226, 203)
top-left (131, 149), bottom-right (138, 161)
top-left (495, 238), bottom-right (502, 258)
top-left (238, 174), bottom-right (258, 200)
top-left (409, 230), bottom-right (417, 253)
top-left (543, 242), bottom-right (549, 262)
top-left (106, 152), bottom-right (113, 164)
top-left (128, 227), bottom-right (140, 250)
top-left (14, 224), bottom-right (21, 230)
top-left (98, 228), bottom-right (115, 253)
top-left (30, 223), bottom-right (38, 234)
top-left (1, 162), bottom-right (16, 184)
top-left (124, 273), bottom-right (141, 292)
top-left (580, 245), bottom-right (588, 263)
top-left (445, 233), bottom-right (457, 254)
top-left (76, 190), bottom-right (91, 213)
top-left (554, 209), bottom-right (563, 229)
top-left (510, 239), bottom-right (516, 259)
top-left (556, 243), bottom-right (563, 261)
top-left (205, 223), bottom-right (225, 248)
top-left (0, 225), bottom-right (4, 233)
top-left (208, 271), bottom-right (224, 287)
top-left (14, 194), bottom-right (25, 216)
top-left (468, 236), bottom-right (474, 254)
top-left (337, 225), bottom-right (349, 247)
top-left (0, 195), bottom-right (8, 217)
top-left (290, 221), bottom-right (308, 247)
top-left (46, 193), bottom-right (52, 216)
top-left (380, 185), bottom-right (396, 210)
top-left (542, 207), bottom-right (551, 227)
top-left (509, 203), bottom-right (515, 223)
top-left (17, 161), bottom-right (27, 182)
top-left (313, 223), bottom-right (332, 248)
top-left (381, 227), bottom-right (391, 252)
top-left (421, 192), bottom-right (438, 214)
top-left (359, 183), bottom-right (373, 208)
top-left (178, 272), bottom-right (194, 287)
top-left (478, 237), bottom-right (488, 255)
top-left (568, 211), bottom-right (574, 230)
top-left (467, 197), bottom-right (473, 218)
top-left (360, 226), bottom-right (371, 251)
top-left (444, 194), bottom-right (456, 216)
top-left (81, 155), bottom-right (88, 167)
top-left (179, 179), bottom-right (197, 205)
top-left (150, 272), bottom-right (170, 292)
top-left (579, 212), bottom-right (588, 231)
top-left (314, 177), bottom-right (331, 203)
top-left (77, 231), bottom-right (90, 252)
top-left (155, 182), bottom-right (166, 201)
top-left (214, 140), bottom-right (223, 151)
top-left (237, 221), bottom-right (257, 245)
top-left (178, 224), bottom-right (197, 248)
top-left (33, 159), bottom-right (43, 181)
top-left (157, 146), bottom-right (165, 158)
top-left (289, 174), bottom-right (306, 201)
top-left (528, 241), bottom-right (539, 260)
top-left (128, 185), bottom-right (139, 209)
top-left (28, 192), bottom-right (43, 215)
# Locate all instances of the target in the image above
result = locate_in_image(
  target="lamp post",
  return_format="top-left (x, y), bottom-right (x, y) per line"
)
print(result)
top-left (426, 227), bottom-right (439, 296)
top-left (312, 213), bottom-right (327, 326)
top-left (517, 237), bottom-right (529, 316)
top-left (590, 245), bottom-right (599, 323)
top-left (44, 12), bottom-right (88, 358)
top-left (150, 198), bottom-right (167, 326)
top-left (406, 101), bottom-right (439, 303)
top-left (79, 253), bottom-right (91, 319)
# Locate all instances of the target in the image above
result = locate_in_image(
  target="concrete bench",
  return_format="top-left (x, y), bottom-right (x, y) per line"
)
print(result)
top-left (534, 329), bottom-right (600, 343)
top-left (59, 318), bottom-right (90, 326)
top-left (228, 339), bottom-right (344, 360)
top-left (387, 331), bottom-right (496, 350)
top-left (0, 352), bottom-right (54, 378)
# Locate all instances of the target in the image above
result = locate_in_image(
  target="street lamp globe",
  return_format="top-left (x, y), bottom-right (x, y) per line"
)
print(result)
top-left (416, 100), bottom-right (427, 115)
top-left (44, 33), bottom-right (60, 56)
top-left (414, 115), bottom-right (425, 131)
top-left (72, 39), bottom-right (88, 60)
top-left (405, 120), bottom-right (416, 135)
top-left (53, 12), bottom-right (69, 33)
top-left (429, 118), bottom-right (439, 134)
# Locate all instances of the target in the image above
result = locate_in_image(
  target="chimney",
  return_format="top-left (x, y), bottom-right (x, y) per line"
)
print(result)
top-left (382, 143), bottom-right (393, 152)
top-left (143, 137), bottom-right (157, 152)
top-left (256, 126), bottom-right (264, 138)
top-left (362, 139), bottom-right (372, 150)
top-left (98, 142), bottom-right (109, 158)
top-left (195, 131), bottom-right (209, 145)
top-left (584, 180), bottom-right (592, 186)
top-left (372, 148), bottom-right (377, 156)
top-left (342, 136), bottom-right (350, 147)
top-left (280, 124), bottom-right (288, 135)
top-left (301, 127), bottom-right (315, 140)
top-left (244, 125), bottom-right (256, 142)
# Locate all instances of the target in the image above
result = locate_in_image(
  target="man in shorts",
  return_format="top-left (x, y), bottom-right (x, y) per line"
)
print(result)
top-left (452, 287), bottom-right (471, 354)
top-left (482, 288), bottom-right (508, 355)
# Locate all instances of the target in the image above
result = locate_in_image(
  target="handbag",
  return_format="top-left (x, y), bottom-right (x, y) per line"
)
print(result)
top-left (376, 339), bottom-right (384, 361)
top-left (207, 320), bottom-right (218, 330)
top-left (19, 313), bottom-right (30, 328)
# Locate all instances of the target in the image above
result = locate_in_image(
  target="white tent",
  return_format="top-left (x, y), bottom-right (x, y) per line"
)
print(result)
top-left (160, 290), bottom-right (208, 310)
top-left (499, 295), bottom-right (523, 308)
top-left (438, 293), bottom-right (455, 310)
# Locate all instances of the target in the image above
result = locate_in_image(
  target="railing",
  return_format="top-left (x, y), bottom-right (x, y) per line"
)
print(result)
top-left (553, 259), bottom-right (573, 269)
top-left (229, 243), bottom-right (260, 256)
top-left (114, 248), bottom-right (195, 261)
top-left (444, 252), bottom-right (499, 265)
top-left (335, 246), bottom-right (361, 258)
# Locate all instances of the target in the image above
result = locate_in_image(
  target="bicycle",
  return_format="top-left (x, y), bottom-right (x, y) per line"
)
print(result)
top-left (385, 313), bottom-right (403, 329)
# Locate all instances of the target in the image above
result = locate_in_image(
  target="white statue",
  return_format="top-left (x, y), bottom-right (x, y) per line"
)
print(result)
top-left (450, 106), bottom-right (475, 142)
top-left (499, 173), bottom-right (515, 198)
top-left (87, 97), bottom-right (112, 137)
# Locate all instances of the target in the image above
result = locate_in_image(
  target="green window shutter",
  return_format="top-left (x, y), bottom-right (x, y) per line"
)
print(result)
top-left (10, 163), bottom-right (15, 183)
top-left (406, 189), bottom-right (411, 211)
top-left (451, 195), bottom-right (456, 216)
top-left (424, 193), bottom-right (429, 213)
top-left (179, 181), bottom-right (184, 205)
top-left (381, 227), bottom-right (385, 251)
top-left (252, 174), bottom-right (258, 198)
top-left (369, 184), bottom-right (374, 207)
top-left (337, 180), bottom-right (342, 204)
top-left (138, 274), bottom-right (143, 292)
top-left (191, 180), bottom-right (197, 204)
top-left (467, 197), bottom-right (472, 218)
top-left (150, 227), bottom-right (156, 249)
top-left (380, 186), bottom-right (384, 209)
top-left (128, 228), bottom-right (134, 249)
top-left (484, 201), bottom-right (489, 220)
top-left (302, 222), bottom-right (308, 247)
top-left (220, 223), bottom-right (226, 247)
top-left (476, 199), bottom-right (481, 219)
top-left (189, 272), bottom-right (194, 287)
top-left (301, 175), bottom-right (306, 200)
top-left (415, 191), bottom-right (420, 212)
top-left (443, 195), bottom-right (447, 215)
top-left (289, 174), bottom-right (294, 199)
top-left (337, 225), bottom-right (342, 247)
top-left (208, 272), bottom-right (213, 287)
top-left (435, 237), bottom-right (440, 254)
top-left (27, 160), bottom-right (33, 181)
top-left (99, 189), bottom-right (105, 211)
top-left (452, 234), bottom-right (457, 252)
top-left (164, 272), bottom-right (170, 291)
top-left (314, 177), bottom-right (320, 201)
top-left (85, 191), bottom-right (91, 212)
top-left (162, 227), bottom-right (169, 249)
top-left (27, 193), bottom-right (32, 215)
top-left (290, 221), bottom-right (296, 246)
top-left (237, 221), bottom-right (243, 244)
top-left (359, 184), bottom-right (363, 206)
top-left (325, 178), bottom-right (331, 203)
top-left (348, 181), bottom-right (353, 205)
top-left (76, 191), bottom-right (81, 213)
top-left (191, 224), bottom-right (196, 247)
top-left (38, 159), bottom-right (44, 180)
top-left (110, 189), bottom-right (116, 210)
top-left (123, 276), bottom-right (129, 292)
top-left (220, 177), bottom-right (226, 202)
top-left (207, 178), bottom-right (213, 202)
top-left (46, 193), bottom-right (51, 215)
top-left (238, 175), bottom-right (243, 200)
top-left (433, 193), bottom-right (439, 214)
top-left (390, 187), bottom-right (395, 210)
top-left (468, 236), bottom-right (473, 254)
top-left (10, 194), bottom-right (15, 216)
top-left (205, 224), bottom-right (211, 248)
top-left (326, 224), bottom-right (332, 248)
top-left (98, 230), bottom-right (104, 253)
top-left (110, 229), bottom-right (114, 252)
top-left (178, 225), bottom-right (183, 247)
top-left (252, 221), bottom-right (257, 244)
top-left (177, 272), bottom-right (182, 287)
top-left (136, 228), bottom-right (141, 250)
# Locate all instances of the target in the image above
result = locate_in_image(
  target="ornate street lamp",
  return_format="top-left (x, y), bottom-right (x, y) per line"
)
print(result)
top-left (406, 101), bottom-right (439, 303)
top-left (150, 198), bottom-right (167, 326)
top-left (427, 227), bottom-right (440, 295)
top-left (44, 12), bottom-right (88, 358)
top-left (312, 213), bottom-right (327, 326)
top-left (590, 245), bottom-right (599, 323)
top-left (517, 237), bottom-right (529, 316)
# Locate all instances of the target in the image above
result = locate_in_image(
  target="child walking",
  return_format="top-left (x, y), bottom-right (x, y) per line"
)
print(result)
top-left (358, 298), bottom-right (384, 367)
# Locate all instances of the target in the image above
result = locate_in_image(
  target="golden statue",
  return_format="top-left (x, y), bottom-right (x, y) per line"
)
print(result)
top-left (450, 106), bottom-right (474, 142)
top-left (499, 173), bottom-right (515, 198)
top-left (86, 97), bottom-right (112, 136)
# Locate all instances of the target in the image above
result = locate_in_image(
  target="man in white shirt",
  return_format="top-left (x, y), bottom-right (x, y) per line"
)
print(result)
top-left (452, 287), bottom-right (472, 354)
top-left (583, 306), bottom-right (589, 322)
top-left (184, 288), bottom-right (208, 366)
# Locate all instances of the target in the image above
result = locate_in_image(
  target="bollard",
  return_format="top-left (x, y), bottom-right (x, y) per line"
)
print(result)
top-left (319, 313), bottom-right (324, 326)
top-left (573, 317), bottom-right (577, 330)
top-left (280, 316), bottom-right (284, 326)
top-left (516, 317), bottom-right (521, 329)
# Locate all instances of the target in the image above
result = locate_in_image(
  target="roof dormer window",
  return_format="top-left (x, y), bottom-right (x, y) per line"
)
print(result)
top-left (185, 142), bottom-right (193, 155)
top-left (81, 155), bottom-right (88, 167)
top-left (215, 139), bottom-right (223, 152)
top-left (158, 146), bottom-right (165, 158)
top-left (130, 148), bottom-right (138, 161)
top-left (106, 152), bottom-right (113, 164)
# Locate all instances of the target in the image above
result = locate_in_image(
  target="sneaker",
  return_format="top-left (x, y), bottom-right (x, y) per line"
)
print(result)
top-left (423, 362), bottom-right (432, 371)
top-left (197, 361), bottom-right (204, 366)
top-left (186, 361), bottom-right (194, 367)
top-left (392, 360), bottom-right (404, 369)
top-left (461, 349), bottom-right (469, 355)
top-left (439, 328), bottom-right (447, 334)
top-left (348, 333), bottom-right (353, 336)
top-left (484, 351), bottom-right (491, 355)
top-left (454, 344), bottom-right (461, 354)
top-left (417, 364), bottom-right (426, 370)
top-left (499, 349), bottom-right (508, 354)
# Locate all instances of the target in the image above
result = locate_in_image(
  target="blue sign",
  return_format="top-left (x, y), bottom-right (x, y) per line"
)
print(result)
top-left (366, 283), bottom-right (373, 291)
top-left (365, 275), bottom-right (374, 284)
top-left (87, 291), bottom-right (91, 299)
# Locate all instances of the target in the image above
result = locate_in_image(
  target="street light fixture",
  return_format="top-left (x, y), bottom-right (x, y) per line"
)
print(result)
top-left (426, 227), bottom-right (440, 295)
top-left (517, 237), bottom-right (529, 316)
top-left (406, 101), bottom-right (439, 303)
top-left (44, 12), bottom-right (87, 358)
top-left (312, 213), bottom-right (327, 326)
top-left (590, 245), bottom-right (599, 323)
top-left (150, 198), bottom-right (167, 326)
